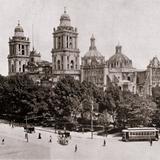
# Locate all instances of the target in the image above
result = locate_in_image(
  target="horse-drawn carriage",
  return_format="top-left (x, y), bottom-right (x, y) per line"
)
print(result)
top-left (57, 131), bottom-right (71, 145)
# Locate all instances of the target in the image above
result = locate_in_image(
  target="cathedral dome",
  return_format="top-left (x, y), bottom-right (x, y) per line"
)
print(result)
top-left (84, 35), bottom-right (103, 57)
top-left (108, 45), bottom-right (132, 68)
top-left (14, 21), bottom-right (24, 37)
top-left (60, 8), bottom-right (71, 26)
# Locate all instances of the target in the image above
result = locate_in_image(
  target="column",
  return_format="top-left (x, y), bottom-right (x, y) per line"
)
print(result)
top-left (63, 35), bottom-right (65, 48)
top-left (16, 44), bottom-right (19, 55)
top-left (63, 55), bottom-right (67, 70)
top-left (54, 37), bottom-right (56, 49)
top-left (75, 37), bottom-right (77, 49)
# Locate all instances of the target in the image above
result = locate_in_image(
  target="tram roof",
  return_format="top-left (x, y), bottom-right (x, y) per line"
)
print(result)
top-left (122, 127), bottom-right (158, 132)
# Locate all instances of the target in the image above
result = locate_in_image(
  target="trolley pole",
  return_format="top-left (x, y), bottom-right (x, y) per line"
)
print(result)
top-left (91, 100), bottom-right (93, 139)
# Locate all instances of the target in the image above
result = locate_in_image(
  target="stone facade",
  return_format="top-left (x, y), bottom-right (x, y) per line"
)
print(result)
top-left (7, 10), bottom-right (160, 97)
top-left (106, 45), bottom-right (137, 93)
top-left (8, 22), bottom-right (30, 76)
top-left (136, 57), bottom-right (160, 96)
top-left (81, 41), bottom-right (137, 93)
top-left (52, 9), bottom-right (80, 83)
top-left (81, 35), bottom-right (107, 90)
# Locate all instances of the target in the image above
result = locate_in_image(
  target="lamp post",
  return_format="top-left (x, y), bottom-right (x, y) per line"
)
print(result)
top-left (91, 100), bottom-right (93, 139)
top-left (25, 115), bottom-right (27, 127)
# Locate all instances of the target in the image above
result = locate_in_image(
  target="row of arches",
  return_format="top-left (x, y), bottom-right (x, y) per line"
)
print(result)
top-left (109, 60), bottom-right (132, 68)
top-left (55, 59), bottom-right (77, 70)
top-left (56, 35), bottom-right (75, 49)
top-left (10, 64), bottom-right (25, 73)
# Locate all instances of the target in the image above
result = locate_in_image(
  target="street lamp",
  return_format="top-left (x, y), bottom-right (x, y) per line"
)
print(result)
top-left (91, 99), bottom-right (93, 139)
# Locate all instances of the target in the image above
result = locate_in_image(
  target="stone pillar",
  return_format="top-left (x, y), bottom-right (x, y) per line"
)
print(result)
top-left (55, 37), bottom-right (58, 49)
top-left (77, 56), bottom-right (80, 70)
top-left (75, 37), bottom-right (77, 49)
top-left (16, 44), bottom-right (19, 55)
top-left (63, 35), bottom-right (65, 48)
top-left (63, 55), bottom-right (67, 70)
top-left (80, 67), bottom-right (84, 82)
top-left (54, 37), bottom-right (56, 49)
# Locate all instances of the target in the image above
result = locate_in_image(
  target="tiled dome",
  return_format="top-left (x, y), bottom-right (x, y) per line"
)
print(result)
top-left (84, 35), bottom-right (103, 57)
top-left (14, 21), bottom-right (24, 37)
top-left (108, 45), bottom-right (132, 68)
top-left (60, 8), bottom-right (71, 26)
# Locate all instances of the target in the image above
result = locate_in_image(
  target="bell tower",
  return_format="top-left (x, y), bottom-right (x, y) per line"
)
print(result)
top-left (8, 21), bottom-right (30, 76)
top-left (52, 8), bottom-right (80, 82)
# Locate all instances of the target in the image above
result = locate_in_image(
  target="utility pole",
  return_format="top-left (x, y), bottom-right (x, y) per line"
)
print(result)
top-left (91, 99), bottom-right (93, 139)
top-left (25, 115), bottom-right (27, 127)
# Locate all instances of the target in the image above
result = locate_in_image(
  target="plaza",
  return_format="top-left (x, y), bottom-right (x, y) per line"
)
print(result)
top-left (0, 122), bottom-right (159, 160)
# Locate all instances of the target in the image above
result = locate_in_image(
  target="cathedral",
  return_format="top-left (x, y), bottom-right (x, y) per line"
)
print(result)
top-left (7, 9), bottom-right (160, 96)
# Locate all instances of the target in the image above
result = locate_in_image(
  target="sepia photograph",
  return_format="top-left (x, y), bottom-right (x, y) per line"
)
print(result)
top-left (0, 0), bottom-right (160, 159)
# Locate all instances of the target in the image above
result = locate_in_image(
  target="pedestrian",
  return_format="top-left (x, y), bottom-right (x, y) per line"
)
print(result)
top-left (25, 132), bottom-right (27, 139)
top-left (75, 144), bottom-right (77, 152)
top-left (150, 138), bottom-right (153, 146)
top-left (2, 138), bottom-right (4, 145)
top-left (12, 121), bottom-right (14, 128)
top-left (38, 133), bottom-right (41, 139)
top-left (82, 128), bottom-right (84, 134)
top-left (103, 139), bottom-right (106, 146)
top-left (26, 133), bottom-right (28, 142)
top-left (49, 135), bottom-right (52, 143)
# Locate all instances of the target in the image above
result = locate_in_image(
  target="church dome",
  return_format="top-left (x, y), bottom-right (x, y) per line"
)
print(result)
top-left (60, 8), bottom-right (71, 26)
top-left (108, 45), bottom-right (132, 68)
top-left (14, 21), bottom-right (24, 37)
top-left (84, 35), bottom-right (103, 57)
top-left (82, 35), bottom-right (105, 66)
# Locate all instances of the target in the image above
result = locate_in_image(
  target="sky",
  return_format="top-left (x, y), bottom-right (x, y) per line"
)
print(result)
top-left (1, 0), bottom-right (160, 75)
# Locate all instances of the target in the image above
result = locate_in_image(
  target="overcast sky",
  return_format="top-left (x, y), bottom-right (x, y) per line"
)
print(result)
top-left (1, 0), bottom-right (160, 75)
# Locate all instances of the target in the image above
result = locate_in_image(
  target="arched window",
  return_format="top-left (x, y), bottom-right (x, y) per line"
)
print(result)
top-left (22, 45), bottom-right (25, 55)
top-left (69, 42), bottom-right (72, 48)
top-left (69, 37), bottom-right (72, 48)
top-left (70, 60), bottom-right (74, 69)
top-left (11, 64), bottom-right (14, 73)
top-left (57, 60), bottom-right (61, 70)
top-left (31, 58), bottom-right (34, 62)
top-left (22, 64), bottom-right (25, 72)
top-left (58, 37), bottom-right (61, 49)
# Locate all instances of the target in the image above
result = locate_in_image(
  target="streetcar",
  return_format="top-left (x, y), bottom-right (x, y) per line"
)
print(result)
top-left (122, 127), bottom-right (159, 141)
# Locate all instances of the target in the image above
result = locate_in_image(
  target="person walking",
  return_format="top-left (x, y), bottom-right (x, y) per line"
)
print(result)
top-left (25, 133), bottom-right (28, 142)
top-left (75, 144), bottom-right (77, 152)
top-left (2, 138), bottom-right (4, 145)
top-left (103, 139), bottom-right (106, 146)
top-left (150, 138), bottom-right (153, 146)
top-left (49, 135), bottom-right (52, 143)
top-left (38, 133), bottom-right (41, 139)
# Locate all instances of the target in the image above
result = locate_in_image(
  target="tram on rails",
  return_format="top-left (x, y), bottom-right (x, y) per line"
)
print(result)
top-left (122, 127), bottom-right (159, 141)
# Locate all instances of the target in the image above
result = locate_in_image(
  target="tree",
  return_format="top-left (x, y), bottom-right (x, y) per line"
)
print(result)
top-left (117, 91), bottom-right (157, 128)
